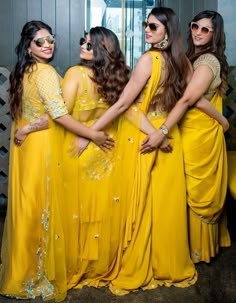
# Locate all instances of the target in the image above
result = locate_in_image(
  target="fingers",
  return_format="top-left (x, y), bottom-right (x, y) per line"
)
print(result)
top-left (100, 142), bottom-right (113, 151)
top-left (160, 145), bottom-right (173, 153)
top-left (101, 136), bottom-right (115, 150)
top-left (141, 136), bottom-right (150, 145)
top-left (14, 138), bottom-right (22, 146)
top-left (140, 145), bottom-right (156, 154)
top-left (106, 136), bottom-right (114, 144)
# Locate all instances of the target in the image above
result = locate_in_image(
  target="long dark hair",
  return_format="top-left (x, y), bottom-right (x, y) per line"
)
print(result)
top-left (80, 26), bottom-right (130, 105)
top-left (148, 7), bottom-right (191, 112)
top-left (9, 20), bottom-right (53, 121)
top-left (186, 10), bottom-right (228, 96)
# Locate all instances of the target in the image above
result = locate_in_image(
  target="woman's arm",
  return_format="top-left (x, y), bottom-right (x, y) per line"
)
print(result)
top-left (140, 64), bottom-right (217, 153)
top-left (14, 113), bottom-right (108, 146)
top-left (91, 53), bottom-right (155, 132)
top-left (195, 97), bottom-right (229, 132)
top-left (14, 66), bottom-right (109, 147)
top-left (14, 114), bottom-right (49, 145)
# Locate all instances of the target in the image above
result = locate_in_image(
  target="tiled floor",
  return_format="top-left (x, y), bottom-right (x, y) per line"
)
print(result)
top-left (0, 193), bottom-right (235, 303)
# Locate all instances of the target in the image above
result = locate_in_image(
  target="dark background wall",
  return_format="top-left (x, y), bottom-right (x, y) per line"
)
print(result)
top-left (0, 0), bottom-right (221, 211)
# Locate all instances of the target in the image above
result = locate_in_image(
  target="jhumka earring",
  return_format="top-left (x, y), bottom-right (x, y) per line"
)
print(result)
top-left (158, 34), bottom-right (168, 49)
top-left (27, 50), bottom-right (32, 57)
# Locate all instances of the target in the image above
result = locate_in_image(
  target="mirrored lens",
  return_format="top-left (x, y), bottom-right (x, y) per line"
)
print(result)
top-left (80, 37), bottom-right (92, 51)
top-left (34, 35), bottom-right (55, 47)
top-left (86, 42), bottom-right (92, 51)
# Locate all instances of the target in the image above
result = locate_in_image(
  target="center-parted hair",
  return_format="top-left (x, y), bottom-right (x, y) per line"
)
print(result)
top-left (186, 10), bottom-right (229, 96)
top-left (80, 26), bottom-right (130, 105)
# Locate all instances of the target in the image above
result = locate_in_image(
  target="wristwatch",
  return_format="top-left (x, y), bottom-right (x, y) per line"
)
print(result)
top-left (160, 124), bottom-right (169, 136)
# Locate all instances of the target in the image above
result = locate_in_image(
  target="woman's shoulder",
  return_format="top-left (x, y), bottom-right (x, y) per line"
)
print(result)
top-left (137, 51), bottom-right (162, 68)
top-left (194, 53), bottom-right (220, 68)
top-left (64, 65), bottom-right (91, 77)
top-left (142, 50), bottom-right (162, 60)
top-left (34, 63), bottom-right (59, 78)
top-left (37, 62), bottom-right (57, 72)
top-left (193, 53), bottom-right (220, 77)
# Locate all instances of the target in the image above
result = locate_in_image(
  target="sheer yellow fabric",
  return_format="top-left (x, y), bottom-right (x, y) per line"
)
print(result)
top-left (106, 51), bottom-right (197, 295)
top-left (0, 63), bottom-right (68, 302)
top-left (180, 92), bottom-right (231, 263)
top-left (61, 66), bottom-right (120, 289)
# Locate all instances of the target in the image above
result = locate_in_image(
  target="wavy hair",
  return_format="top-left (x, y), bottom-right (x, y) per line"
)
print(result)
top-left (80, 26), bottom-right (130, 105)
top-left (148, 7), bottom-right (191, 112)
top-left (186, 10), bottom-right (228, 96)
top-left (9, 20), bottom-right (53, 121)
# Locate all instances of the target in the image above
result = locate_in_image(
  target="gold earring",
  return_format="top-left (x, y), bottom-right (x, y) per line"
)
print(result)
top-left (157, 34), bottom-right (168, 49)
top-left (27, 50), bottom-right (32, 57)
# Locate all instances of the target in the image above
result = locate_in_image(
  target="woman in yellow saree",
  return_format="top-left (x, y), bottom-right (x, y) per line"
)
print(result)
top-left (88, 7), bottom-right (198, 294)
top-left (141, 10), bottom-right (231, 263)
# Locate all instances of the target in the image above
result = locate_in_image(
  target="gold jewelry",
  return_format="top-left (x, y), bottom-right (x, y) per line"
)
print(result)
top-left (160, 124), bottom-right (169, 136)
top-left (157, 34), bottom-right (168, 49)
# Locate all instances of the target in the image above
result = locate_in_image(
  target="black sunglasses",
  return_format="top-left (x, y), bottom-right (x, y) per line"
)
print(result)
top-left (34, 35), bottom-right (55, 47)
top-left (142, 21), bottom-right (159, 31)
top-left (80, 37), bottom-right (92, 51)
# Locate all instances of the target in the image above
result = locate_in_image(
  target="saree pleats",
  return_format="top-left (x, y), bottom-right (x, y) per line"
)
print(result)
top-left (180, 93), bottom-right (231, 263)
top-left (107, 51), bottom-right (197, 294)
top-left (108, 113), bottom-right (197, 295)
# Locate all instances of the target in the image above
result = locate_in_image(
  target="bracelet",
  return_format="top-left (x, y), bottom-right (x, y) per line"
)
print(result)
top-left (159, 124), bottom-right (169, 136)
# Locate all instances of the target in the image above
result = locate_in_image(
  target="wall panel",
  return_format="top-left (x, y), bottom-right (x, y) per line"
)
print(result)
top-left (0, 0), bottom-right (85, 74)
top-left (27, 0), bottom-right (43, 20)
top-left (0, 1), bottom-right (14, 68)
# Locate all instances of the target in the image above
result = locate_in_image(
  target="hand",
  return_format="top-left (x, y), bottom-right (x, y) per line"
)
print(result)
top-left (221, 117), bottom-right (229, 133)
top-left (14, 125), bottom-right (28, 146)
top-left (78, 137), bottom-right (90, 156)
top-left (92, 130), bottom-right (108, 145)
top-left (159, 137), bottom-right (173, 153)
top-left (92, 130), bottom-right (114, 151)
top-left (68, 137), bottom-right (89, 157)
top-left (140, 130), bottom-right (165, 154)
top-left (99, 135), bottom-right (115, 152)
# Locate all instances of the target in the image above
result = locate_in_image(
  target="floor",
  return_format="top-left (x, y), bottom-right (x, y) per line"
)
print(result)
top-left (0, 192), bottom-right (235, 303)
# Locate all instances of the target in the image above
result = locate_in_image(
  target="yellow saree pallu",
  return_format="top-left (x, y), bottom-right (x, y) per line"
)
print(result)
top-left (108, 51), bottom-right (197, 295)
top-left (180, 92), bottom-right (231, 263)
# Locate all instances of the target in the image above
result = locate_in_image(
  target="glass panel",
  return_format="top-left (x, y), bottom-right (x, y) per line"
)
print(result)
top-left (85, 0), bottom-right (156, 69)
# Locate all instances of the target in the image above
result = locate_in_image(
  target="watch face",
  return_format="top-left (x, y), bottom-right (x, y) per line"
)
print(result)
top-left (163, 128), bottom-right (168, 135)
top-left (161, 126), bottom-right (168, 135)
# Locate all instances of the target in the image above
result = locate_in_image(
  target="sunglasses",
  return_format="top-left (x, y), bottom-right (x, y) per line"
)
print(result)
top-left (142, 21), bottom-right (159, 31)
top-left (190, 22), bottom-right (213, 36)
top-left (33, 35), bottom-right (55, 47)
top-left (80, 37), bottom-right (92, 51)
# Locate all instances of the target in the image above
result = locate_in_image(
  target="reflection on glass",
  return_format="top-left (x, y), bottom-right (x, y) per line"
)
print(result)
top-left (86, 0), bottom-right (155, 69)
